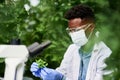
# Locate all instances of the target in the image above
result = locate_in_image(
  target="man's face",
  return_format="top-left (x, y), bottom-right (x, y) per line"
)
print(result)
top-left (68, 18), bottom-right (84, 29)
top-left (68, 18), bottom-right (94, 38)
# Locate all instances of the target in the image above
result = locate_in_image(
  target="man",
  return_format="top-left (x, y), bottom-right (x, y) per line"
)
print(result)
top-left (30, 4), bottom-right (112, 80)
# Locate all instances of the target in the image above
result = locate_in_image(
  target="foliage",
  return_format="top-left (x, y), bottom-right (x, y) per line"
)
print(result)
top-left (36, 59), bottom-right (48, 68)
top-left (0, 0), bottom-right (120, 80)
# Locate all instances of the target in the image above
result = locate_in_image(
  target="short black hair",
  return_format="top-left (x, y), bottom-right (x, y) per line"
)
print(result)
top-left (64, 4), bottom-right (95, 21)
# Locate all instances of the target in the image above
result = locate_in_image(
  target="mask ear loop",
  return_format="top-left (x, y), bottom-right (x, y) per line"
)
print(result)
top-left (84, 23), bottom-right (93, 31)
top-left (88, 30), bottom-right (93, 40)
top-left (84, 23), bottom-right (94, 40)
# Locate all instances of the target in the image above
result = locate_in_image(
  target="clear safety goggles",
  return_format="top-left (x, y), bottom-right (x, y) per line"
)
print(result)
top-left (66, 23), bottom-right (92, 33)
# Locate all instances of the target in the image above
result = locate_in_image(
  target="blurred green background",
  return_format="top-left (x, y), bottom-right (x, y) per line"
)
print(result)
top-left (0, 0), bottom-right (120, 80)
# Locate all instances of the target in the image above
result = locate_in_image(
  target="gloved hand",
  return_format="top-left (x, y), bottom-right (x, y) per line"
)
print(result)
top-left (30, 62), bottom-right (63, 80)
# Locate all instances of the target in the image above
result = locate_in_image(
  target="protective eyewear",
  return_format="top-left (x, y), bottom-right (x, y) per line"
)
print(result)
top-left (66, 23), bottom-right (92, 33)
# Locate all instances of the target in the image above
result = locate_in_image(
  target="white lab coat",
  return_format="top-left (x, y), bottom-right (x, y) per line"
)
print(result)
top-left (56, 41), bottom-right (112, 80)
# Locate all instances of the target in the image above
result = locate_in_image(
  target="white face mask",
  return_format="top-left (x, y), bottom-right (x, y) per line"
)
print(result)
top-left (69, 29), bottom-right (88, 46)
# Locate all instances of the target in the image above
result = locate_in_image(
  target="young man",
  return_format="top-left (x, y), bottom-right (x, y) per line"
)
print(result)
top-left (30, 4), bottom-right (112, 80)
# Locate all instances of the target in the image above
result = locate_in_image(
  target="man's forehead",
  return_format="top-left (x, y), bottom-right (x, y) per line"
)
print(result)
top-left (69, 18), bottom-right (82, 23)
top-left (68, 18), bottom-right (94, 28)
top-left (68, 18), bottom-right (83, 27)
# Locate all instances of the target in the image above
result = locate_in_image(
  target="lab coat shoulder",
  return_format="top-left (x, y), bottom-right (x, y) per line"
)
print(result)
top-left (89, 41), bottom-right (112, 80)
top-left (56, 44), bottom-right (80, 78)
top-left (94, 41), bottom-right (112, 72)
top-left (97, 41), bottom-right (112, 57)
top-left (63, 44), bottom-right (80, 58)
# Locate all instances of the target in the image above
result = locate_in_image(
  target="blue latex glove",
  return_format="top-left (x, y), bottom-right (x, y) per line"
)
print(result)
top-left (30, 62), bottom-right (63, 80)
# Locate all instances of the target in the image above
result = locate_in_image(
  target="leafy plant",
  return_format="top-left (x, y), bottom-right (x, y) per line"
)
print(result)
top-left (36, 59), bottom-right (48, 68)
